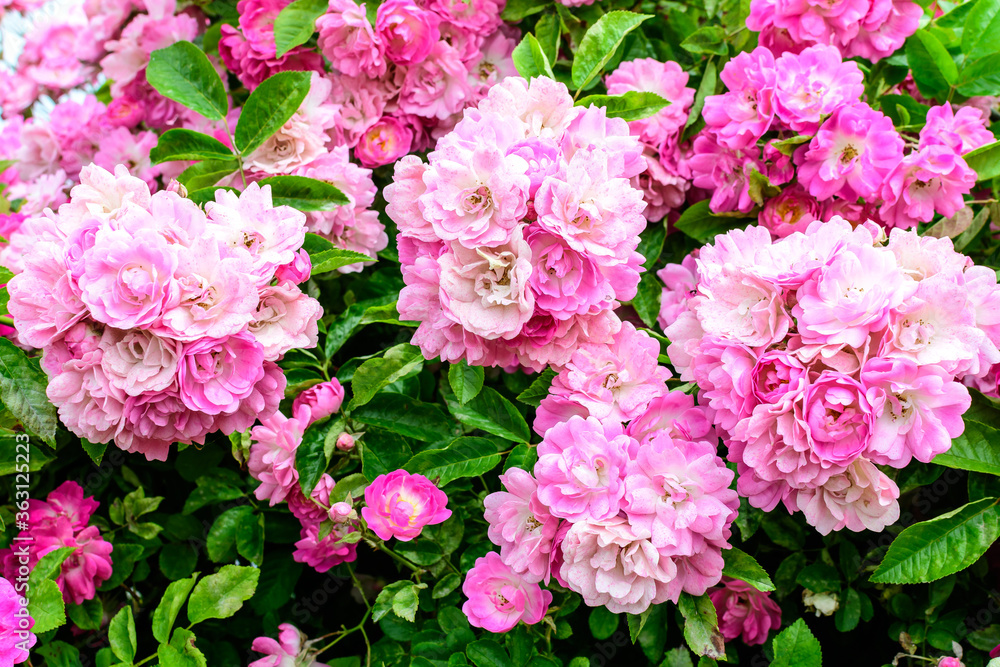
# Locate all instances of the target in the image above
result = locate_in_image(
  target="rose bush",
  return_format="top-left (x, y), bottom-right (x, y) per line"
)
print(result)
top-left (2, 0), bottom-right (1000, 665)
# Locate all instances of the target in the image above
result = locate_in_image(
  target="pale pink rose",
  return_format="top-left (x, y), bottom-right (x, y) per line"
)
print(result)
top-left (397, 41), bottom-right (472, 120)
top-left (250, 624), bottom-right (329, 667)
top-left (703, 47), bottom-right (776, 149)
top-left (560, 516), bottom-right (676, 613)
top-left (100, 5), bottom-right (199, 95)
top-left (476, 76), bottom-right (576, 141)
top-left (439, 229), bottom-right (535, 340)
top-left (710, 577), bottom-right (782, 646)
top-left (605, 58), bottom-right (694, 150)
top-left (292, 379), bottom-right (345, 426)
top-left (861, 358), bottom-right (970, 466)
top-left (773, 45), bottom-right (864, 134)
top-left (920, 103), bottom-right (996, 155)
top-left (0, 577), bottom-right (34, 664)
top-left (803, 371), bottom-right (876, 466)
top-left (362, 470), bottom-right (452, 541)
top-left (560, 105), bottom-right (646, 179)
top-left (118, 390), bottom-right (215, 462)
top-left (100, 329), bottom-right (179, 396)
top-left (885, 227), bottom-right (972, 282)
top-left (534, 415), bottom-right (634, 522)
top-left (20, 21), bottom-right (97, 91)
top-left (657, 255), bottom-right (698, 329)
top-left (177, 333), bottom-right (266, 416)
top-left (92, 128), bottom-right (162, 189)
top-left (633, 148), bottom-right (688, 221)
top-left (250, 282), bottom-right (322, 360)
top-left (0, 70), bottom-right (38, 119)
top-left (328, 74), bottom-right (391, 147)
top-left (795, 458), bottom-right (900, 534)
top-left (526, 227), bottom-right (615, 319)
top-left (355, 116), bottom-right (415, 168)
top-left (47, 353), bottom-right (127, 447)
top-left (16, 121), bottom-right (63, 181)
top-left (375, 0), bottom-right (440, 65)
top-left (466, 31), bottom-right (518, 98)
top-left (462, 552), bottom-right (552, 632)
top-left (385, 155), bottom-right (434, 240)
top-left (626, 391), bottom-right (715, 445)
top-left (249, 412), bottom-right (305, 505)
top-left (317, 0), bottom-right (386, 78)
top-left (430, 0), bottom-right (502, 34)
top-left (484, 467), bottom-right (560, 583)
top-left (758, 185), bottom-right (820, 238)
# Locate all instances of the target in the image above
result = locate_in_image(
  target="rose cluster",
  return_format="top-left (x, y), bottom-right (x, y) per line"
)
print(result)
top-left (662, 219), bottom-right (1000, 534)
top-left (690, 44), bottom-right (993, 234)
top-left (475, 351), bottom-right (739, 618)
top-left (0, 482), bottom-right (113, 605)
top-left (747, 0), bottom-right (920, 61)
top-left (386, 76), bottom-right (650, 371)
top-left (7, 164), bottom-right (323, 461)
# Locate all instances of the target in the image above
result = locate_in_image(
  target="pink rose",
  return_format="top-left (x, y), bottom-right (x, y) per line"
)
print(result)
top-left (354, 116), bottom-right (415, 168)
top-left (177, 333), bottom-right (267, 416)
top-left (250, 624), bottom-right (329, 667)
top-left (0, 577), bottom-right (34, 664)
top-left (292, 379), bottom-right (346, 426)
top-left (710, 578), bottom-right (782, 646)
top-left (484, 467), bottom-right (560, 583)
top-left (462, 552), bottom-right (552, 633)
top-left (795, 458), bottom-right (900, 534)
top-left (362, 470), bottom-right (452, 541)
top-left (803, 371), bottom-right (875, 466)
top-left (703, 47), bottom-right (776, 149)
top-left (249, 412), bottom-right (305, 505)
top-left (317, 0), bottom-right (386, 78)
top-left (773, 45), bottom-right (864, 134)
top-left (375, 0), bottom-right (440, 65)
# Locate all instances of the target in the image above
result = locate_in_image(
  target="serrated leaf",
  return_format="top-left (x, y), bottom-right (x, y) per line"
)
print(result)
top-left (770, 618), bottom-right (821, 667)
top-left (67, 599), bottom-right (103, 631)
top-left (871, 497), bottom-right (1000, 584)
top-left (361, 427), bottom-right (414, 481)
top-left (963, 0), bottom-right (1000, 60)
top-left (158, 627), bottom-right (208, 667)
top-left (273, 0), bottom-right (327, 57)
top-left (234, 71), bottom-right (312, 155)
top-left (0, 337), bottom-right (58, 444)
top-left (571, 12), bottom-right (652, 91)
top-left (29, 579), bottom-right (66, 634)
top-left (575, 91), bottom-right (669, 121)
top-left (81, 438), bottom-right (109, 466)
top-left (722, 547), bottom-right (775, 591)
top-left (404, 437), bottom-right (502, 486)
top-left (349, 343), bottom-right (424, 410)
top-left (353, 393), bottom-right (457, 442)
top-left (373, 581), bottom-right (427, 622)
top-left (28, 546), bottom-right (75, 588)
top-left (179, 160), bottom-right (240, 192)
top-left (150, 129), bottom-right (234, 163)
top-left (516, 368), bottom-right (557, 408)
top-left (147, 41), bottom-right (228, 120)
top-left (187, 564), bottom-right (259, 625)
top-left (965, 141), bottom-right (1000, 182)
top-left (109, 606), bottom-right (137, 663)
top-left (835, 587), bottom-right (861, 632)
top-left (678, 592), bottom-right (725, 659)
top-left (153, 574), bottom-right (199, 643)
top-left (257, 175), bottom-right (349, 212)
top-left (512, 33), bottom-right (555, 80)
top-left (680, 25), bottom-right (728, 55)
top-left (445, 387), bottom-right (530, 442)
top-left (449, 360), bottom-right (485, 406)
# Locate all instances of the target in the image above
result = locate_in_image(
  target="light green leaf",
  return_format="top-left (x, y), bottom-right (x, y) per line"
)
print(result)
top-left (67, 599), bottom-right (103, 632)
top-left (512, 33), bottom-right (555, 80)
top-left (373, 581), bottom-right (427, 622)
top-left (965, 141), bottom-right (1000, 182)
top-left (445, 386), bottom-right (530, 442)
top-left (963, 0), bottom-right (1000, 60)
top-left (349, 343), bottom-right (424, 409)
top-left (147, 41), bottom-right (228, 120)
top-left (302, 232), bottom-right (374, 274)
top-left (234, 71), bottom-right (312, 155)
top-left (109, 606), bottom-right (137, 663)
top-left (680, 25), bottom-right (728, 55)
top-left (770, 618), bottom-right (822, 667)
top-left (187, 564), bottom-right (260, 625)
top-left (575, 91), bottom-right (670, 121)
top-left (81, 438), bottom-right (109, 466)
top-left (274, 0), bottom-right (327, 57)
top-left (153, 574), bottom-right (199, 643)
top-left (404, 437), bottom-right (502, 486)
top-left (678, 592), bottom-right (725, 659)
top-left (150, 129), bottom-right (234, 164)
top-left (0, 337), bottom-right (58, 444)
top-left (178, 160), bottom-right (240, 192)
top-left (28, 578), bottom-right (66, 634)
top-left (871, 497), bottom-right (1000, 584)
top-left (158, 628), bottom-right (208, 667)
top-left (257, 175), bottom-right (348, 211)
top-left (449, 360), bottom-right (485, 406)
top-left (722, 547), bottom-right (775, 592)
top-left (571, 12), bottom-right (652, 91)
top-left (28, 546), bottom-right (75, 588)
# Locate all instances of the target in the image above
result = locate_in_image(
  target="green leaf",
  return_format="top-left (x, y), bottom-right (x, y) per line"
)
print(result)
top-left (963, 0), bottom-right (1000, 60)
top-left (0, 337), bottom-right (58, 444)
top-left (28, 546), bottom-right (75, 588)
top-left (150, 129), bottom-right (234, 164)
top-left (796, 561), bottom-right (841, 592)
top-left (678, 592), bottom-right (725, 659)
top-left (445, 386), bottom-right (531, 442)
top-left (187, 564), bottom-right (260, 625)
top-left (683, 58), bottom-right (717, 138)
top-left (770, 618), bottom-right (822, 667)
top-left (109, 606), bottom-right (137, 663)
top-left (680, 25), bottom-right (728, 55)
top-left (835, 587), bottom-right (862, 632)
top-left (449, 360), bottom-right (485, 406)
top-left (81, 438), bottom-right (109, 466)
top-left (373, 581), bottom-right (428, 622)
top-left (516, 368), bottom-right (557, 408)
top-left (349, 343), bottom-right (424, 409)
top-left (935, 423), bottom-right (1000, 476)
top-left (158, 628), bottom-right (208, 667)
top-left (234, 71), bottom-right (312, 155)
top-left (512, 33), bottom-right (555, 80)
top-left (722, 547), bottom-right (775, 591)
top-left (965, 140), bottom-right (1000, 182)
top-left (353, 393), bottom-right (456, 442)
top-left (433, 572), bottom-right (462, 599)
top-left (953, 205), bottom-right (991, 251)
top-left (575, 91), bottom-right (670, 121)
top-left (28, 578), bottom-right (66, 634)
top-left (35, 642), bottom-right (83, 667)
top-left (147, 41), bottom-right (228, 120)
top-left (404, 436), bottom-right (502, 486)
top-left (67, 599), bottom-right (103, 631)
top-left (637, 222), bottom-right (667, 271)
top-left (571, 12), bottom-right (652, 91)
top-left (236, 510), bottom-right (265, 565)
top-left (153, 574), bottom-right (199, 643)
top-left (257, 175), bottom-right (349, 211)
top-left (871, 497), bottom-right (1000, 584)
top-left (662, 648), bottom-right (694, 667)
top-left (273, 0), bottom-right (327, 57)
top-left (535, 13), bottom-right (561, 64)
top-left (632, 271), bottom-right (661, 329)
top-left (361, 427), bottom-right (414, 480)
top-left (589, 606), bottom-right (619, 640)
top-left (295, 420), bottom-right (334, 495)
top-left (206, 506), bottom-right (254, 562)
top-left (467, 639), bottom-right (512, 667)
top-left (501, 0), bottom-right (549, 21)
top-left (178, 160), bottom-right (240, 191)
top-left (328, 472), bottom-right (369, 504)
top-left (182, 475), bottom-right (245, 514)
top-left (673, 200), bottom-right (749, 243)
top-left (906, 30), bottom-right (958, 100)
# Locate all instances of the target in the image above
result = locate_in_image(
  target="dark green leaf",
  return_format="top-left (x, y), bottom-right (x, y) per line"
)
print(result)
top-left (35, 642), bottom-right (83, 667)
top-left (871, 497), bottom-right (1000, 584)
top-left (673, 200), bottom-right (749, 243)
top-left (680, 26), bottom-right (728, 55)
top-left (516, 368), bottom-right (556, 408)
top-left (678, 592), bottom-right (725, 659)
top-left (234, 71), bottom-right (312, 155)
top-left (835, 587), bottom-right (862, 632)
top-left (637, 222), bottom-right (667, 271)
top-left (236, 510), bottom-right (265, 565)
top-left (349, 343), bottom-right (424, 409)
top-left (81, 438), bottom-right (109, 466)
top-left (354, 393), bottom-right (457, 442)
top-left (373, 581), bottom-right (427, 622)
top-left (404, 437), bottom-right (502, 486)
top-left (67, 599), bottom-right (103, 631)
top-left (906, 30), bottom-right (958, 100)
top-left (449, 360), bottom-right (486, 406)
top-left (361, 427), bottom-right (414, 480)
top-left (0, 337), bottom-right (58, 444)
top-left (158, 627), bottom-right (208, 667)
top-left (206, 506), bottom-right (254, 563)
top-left (147, 41), bottom-right (228, 120)
top-left (589, 606), bottom-right (619, 640)
top-left (445, 387), bottom-right (531, 442)
top-left (467, 639), bottom-right (512, 667)
top-left (257, 175), bottom-right (349, 211)
top-left (501, 0), bottom-right (549, 21)
top-left (150, 129), bottom-right (234, 163)
top-left (295, 421), bottom-right (334, 495)
top-left (632, 271), bottom-right (661, 328)
top-left (796, 561), bottom-right (841, 592)
top-left (963, 0), bottom-right (1000, 60)
top-left (274, 0), bottom-right (327, 57)
top-left (182, 475), bottom-right (245, 514)
top-left (571, 12), bottom-right (653, 91)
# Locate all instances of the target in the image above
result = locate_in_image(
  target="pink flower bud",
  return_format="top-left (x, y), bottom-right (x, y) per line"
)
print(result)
top-left (274, 249), bottom-right (312, 285)
top-left (336, 432), bottom-right (355, 451)
top-left (292, 380), bottom-right (345, 427)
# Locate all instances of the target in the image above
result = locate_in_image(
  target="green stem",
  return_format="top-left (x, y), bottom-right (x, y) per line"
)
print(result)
top-left (314, 608), bottom-right (372, 656)
top-left (367, 538), bottom-right (422, 573)
top-left (223, 117), bottom-right (248, 188)
top-left (0, 316), bottom-right (14, 328)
